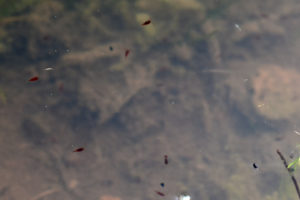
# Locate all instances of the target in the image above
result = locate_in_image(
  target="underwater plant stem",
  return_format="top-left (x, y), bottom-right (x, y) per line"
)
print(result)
top-left (276, 149), bottom-right (300, 199)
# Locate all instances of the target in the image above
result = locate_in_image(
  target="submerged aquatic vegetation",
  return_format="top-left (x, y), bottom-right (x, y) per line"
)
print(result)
top-left (0, 0), bottom-right (40, 18)
top-left (277, 149), bottom-right (300, 199)
top-left (288, 158), bottom-right (298, 172)
top-left (287, 145), bottom-right (300, 172)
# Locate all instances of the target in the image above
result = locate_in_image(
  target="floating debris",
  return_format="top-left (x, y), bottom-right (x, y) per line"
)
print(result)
top-left (44, 67), bottom-right (54, 71)
top-left (73, 147), bottom-right (84, 152)
top-left (160, 182), bottom-right (165, 187)
top-left (257, 104), bottom-right (264, 108)
top-left (28, 76), bottom-right (39, 82)
top-left (294, 130), bottom-right (300, 136)
top-left (234, 23), bottom-right (242, 31)
top-left (164, 155), bottom-right (168, 165)
top-left (253, 163), bottom-right (258, 169)
top-left (155, 191), bottom-right (165, 196)
top-left (142, 19), bottom-right (151, 26)
top-left (109, 46), bottom-right (114, 51)
top-left (125, 49), bottom-right (130, 58)
top-left (177, 194), bottom-right (191, 200)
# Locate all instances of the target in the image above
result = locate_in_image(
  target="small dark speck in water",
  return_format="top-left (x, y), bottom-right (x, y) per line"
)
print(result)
top-left (141, 19), bottom-right (151, 26)
top-left (164, 155), bottom-right (168, 165)
top-left (253, 163), bottom-right (258, 169)
top-left (73, 147), bottom-right (85, 152)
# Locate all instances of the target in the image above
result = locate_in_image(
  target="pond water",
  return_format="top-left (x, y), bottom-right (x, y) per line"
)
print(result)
top-left (1, 0), bottom-right (300, 200)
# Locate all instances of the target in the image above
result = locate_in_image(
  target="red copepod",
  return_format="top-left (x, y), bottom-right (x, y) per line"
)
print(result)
top-left (155, 191), bottom-right (165, 196)
top-left (141, 19), bottom-right (151, 26)
top-left (28, 76), bottom-right (39, 82)
top-left (73, 147), bottom-right (84, 152)
top-left (125, 49), bottom-right (130, 58)
top-left (164, 155), bottom-right (168, 165)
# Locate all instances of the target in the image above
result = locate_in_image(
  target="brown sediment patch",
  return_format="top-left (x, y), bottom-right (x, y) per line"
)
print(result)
top-left (252, 65), bottom-right (300, 119)
top-left (99, 195), bottom-right (121, 200)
